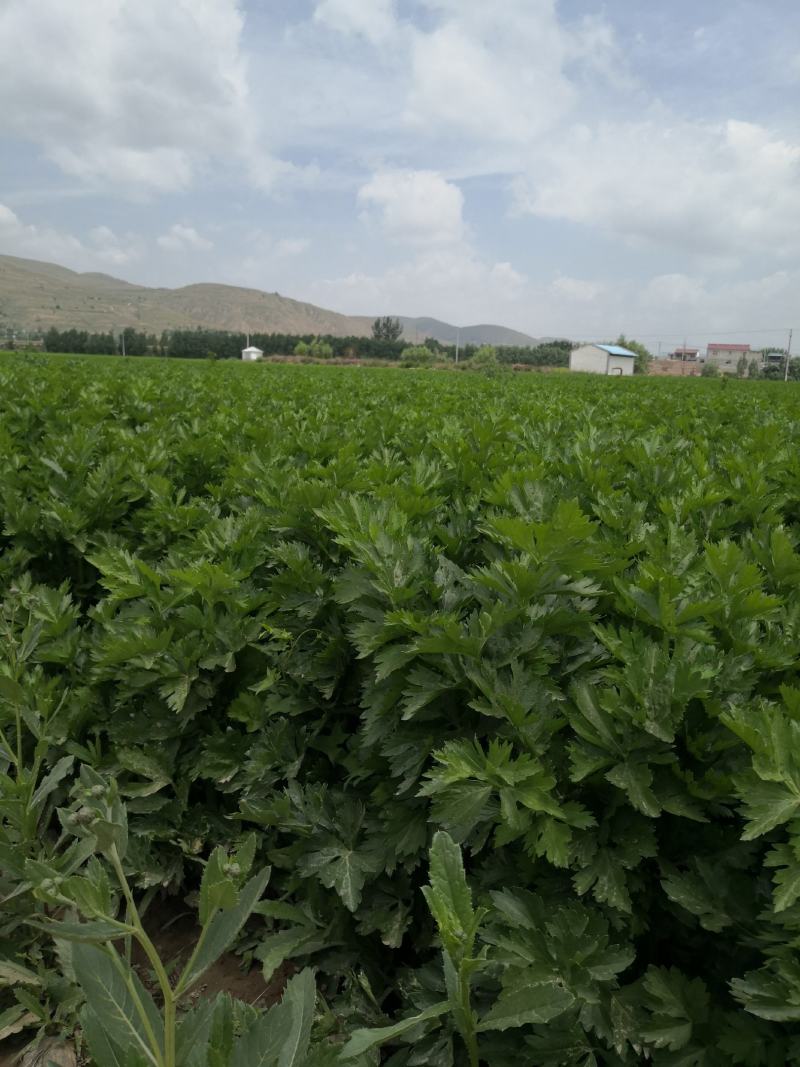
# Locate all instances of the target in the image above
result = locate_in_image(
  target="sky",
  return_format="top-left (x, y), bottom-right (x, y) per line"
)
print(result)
top-left (1, 0), bottom-right (799, 351)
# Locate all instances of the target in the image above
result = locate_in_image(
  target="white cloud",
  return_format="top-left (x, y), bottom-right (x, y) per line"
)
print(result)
top-left (538, 268), bottom-right (799, 348)
top-left (2, 1), bottom-right (797, 349)
top-left (313, 0), bottom-right (395, 44)
top-left (0, 0), bottom-right (259, 194)
top-left (550, 276), bottom-right (607, 303)
top-left (641, 273), bottom-right (706, 310)
top-left (51, 148), bottom-right (195, 197)
top-left (313, 244), bottom-right (800, 351)
top-left (489, 261), bottom-right (526, 293)
top-left (514, 118), bottom-right (800, 259)
top-left (0, 204), bottom-right (21, 229)
top-left (270, 0), bottom-right (622, 180)
top-left (275, 238), bottom-right (311, 256)
top-left (567, 14), bottom-right (635, 90)
top-left (0, 204), bottom-right (142, 269)
top-left (314, 245), bottom-right (530, 327)
top-left (358, 170), bottom-right (465, 245)
top-left (404, 1), bottom-right (576, 145)
top-left (157, 225), bottom-right (214, 252)
top-left (87, 226), bottom-right (143, 266)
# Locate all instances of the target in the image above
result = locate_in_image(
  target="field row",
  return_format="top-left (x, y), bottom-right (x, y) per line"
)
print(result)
top-left (2, 353), bottom-right (800, 1064)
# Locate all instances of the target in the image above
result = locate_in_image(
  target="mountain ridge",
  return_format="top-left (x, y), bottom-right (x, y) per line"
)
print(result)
top-left (0, 254), bottom-right (546, 347)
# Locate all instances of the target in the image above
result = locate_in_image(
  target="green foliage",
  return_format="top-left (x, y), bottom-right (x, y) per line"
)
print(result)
top-left (3, 353), bottom-right (800, 1063)
top-left (701, 361), bottom-right (720, 377)
top-left (464, 345), bottom-right (502, 375)
top-left (295, 339), bottom-right (333, 361)
top-left (27, 769), bottom-right (322, 1067)
top-left (472, 344), bottom-right (497, 362)
top-left (43, 328), bottom-right (151, 356)
top-left (496, 338), bottom-right (571, 367)
top-left (399, 345), bottom-right (437, 367)
top-left (616, 334), bottom-right (651, 375)
top-left (371, 316), bottom-right (403, 342)
top-left (40, 325), bottom-right (574, 366)
top-left (760, 357), bottom-right (800, 381)
top-left (309, 339), bottom-right (334, 360)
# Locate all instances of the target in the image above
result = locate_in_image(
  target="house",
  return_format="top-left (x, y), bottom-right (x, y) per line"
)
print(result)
top-left (569, 343), bottom-right (636, 376)
top-left (705, 343), bottom-right (750, 370)
top-left (241, 345), bottom-right (263, 362)
top-left (670, 347), bottom-right (699, 361)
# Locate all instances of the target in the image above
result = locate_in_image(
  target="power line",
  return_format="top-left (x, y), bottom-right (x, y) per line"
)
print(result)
top-left (569, 327), bottom-right (793, 340)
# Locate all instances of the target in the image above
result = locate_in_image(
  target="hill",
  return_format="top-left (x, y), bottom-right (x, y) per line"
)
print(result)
top-left (0, 254), bottom-right (546, 347)
top-left (0, 255), bottom-right (374, 338)
top-left (398, 316), bottom-right (543, 347)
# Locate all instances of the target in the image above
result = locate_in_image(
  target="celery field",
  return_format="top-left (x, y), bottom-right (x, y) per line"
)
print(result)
top-left (2, 352), bottom-right (800, 1064)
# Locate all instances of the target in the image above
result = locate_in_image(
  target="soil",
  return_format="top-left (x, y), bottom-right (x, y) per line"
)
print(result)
top-left (132, 901), bottom-right (290, 1007)
top-left (0, 899), bottom-right (288, 1067)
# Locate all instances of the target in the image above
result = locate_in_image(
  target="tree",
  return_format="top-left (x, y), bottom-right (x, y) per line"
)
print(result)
top-left (467, 345), bottom-right (501, 374)
top-left (616, 335), bottom-right (651, 375)
top-left (472, 344), bottom-right (497, 363)
top-left (748, 359), bottom-right (761, 379)
top-left (496, 340), bottom-right (571, 367)
top-left (372, 316), bottom-right (403, 342)
top-left (701, 361), bottom-right (719, 377)
top-left (399, 345), bottom-right (436, 367)
top-left (85, 331), bottom-right (115, 355)
top-left (309, 338), bottom-right (333, 360)
top-left (120, 327), bottom-right (148, 356)
top-left (469, 347), bottom-right (501, 373)
top-left (43, 328), bottom-right (61, 352)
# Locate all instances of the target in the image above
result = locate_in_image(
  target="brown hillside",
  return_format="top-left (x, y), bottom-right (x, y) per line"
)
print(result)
top-left (0, 254), bottom-right (544, 346)
top-left (0, 255), bottom-right (374, 337)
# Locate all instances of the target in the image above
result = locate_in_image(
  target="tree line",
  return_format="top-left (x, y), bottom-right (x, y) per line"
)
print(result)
top-left (42, 327), bottom-right (154, 356)
top-left (40, 325), bottom-right (573, 366)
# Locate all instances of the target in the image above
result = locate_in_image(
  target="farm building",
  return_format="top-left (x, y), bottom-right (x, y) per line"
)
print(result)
top-left (569, 343), bottom-right (636, 376)
top-left (705, 343), bottom-right (750, 369)
top-left (670, 346), bottom-right (700, 361)
top-left (762, 350), bottom-right (785, 366)
top-left (241, 345), bottom-right (263, 362)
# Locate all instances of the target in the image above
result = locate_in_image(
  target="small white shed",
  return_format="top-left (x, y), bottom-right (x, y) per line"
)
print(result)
top-left (569, 343), bottom-right (636, 376)
top-left (241, 345), bottom-right (263, 362)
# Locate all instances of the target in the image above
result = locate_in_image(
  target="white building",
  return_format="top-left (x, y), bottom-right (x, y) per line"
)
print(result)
top-left (705, 343), bottom-right (750, 370)
top-left (569, 343), bottom-right (636, 376)
top-left (241, 345), bottom-right (263, 362)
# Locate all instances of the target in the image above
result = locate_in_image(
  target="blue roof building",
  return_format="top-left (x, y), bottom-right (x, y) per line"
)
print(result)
top-left (569, 343), bottom-right (636, 376)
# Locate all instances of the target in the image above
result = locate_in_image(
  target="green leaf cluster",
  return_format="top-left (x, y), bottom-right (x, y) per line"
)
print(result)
top-left (3, 353), bottom-right (800, 1062)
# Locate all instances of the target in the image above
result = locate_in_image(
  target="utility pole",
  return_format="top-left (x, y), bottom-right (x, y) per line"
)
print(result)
top-left (121, 329), bottom-right (126, 357)
top-left (784, 328), bottom-right (793, 382)
top-left (455, 328), bottom-right (460, 364)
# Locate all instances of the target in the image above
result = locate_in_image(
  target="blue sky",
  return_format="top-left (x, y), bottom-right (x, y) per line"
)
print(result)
top-left (1, 0), bottom-right (799, 350)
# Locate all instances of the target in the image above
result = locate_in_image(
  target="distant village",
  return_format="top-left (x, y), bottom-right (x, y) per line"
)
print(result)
top-left (568, 340), bottom-right (788, 377)
top-left (648, 342), bottom-right (786, 378)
